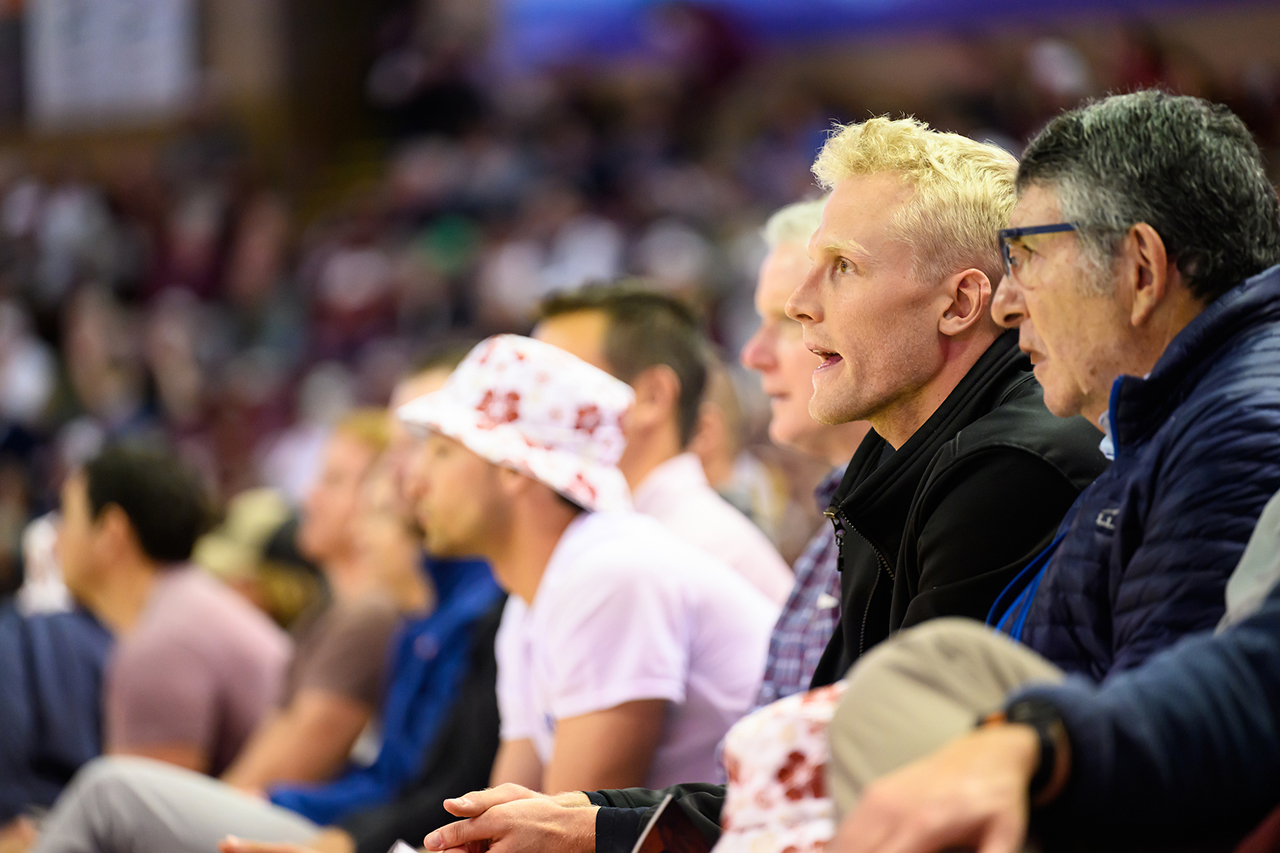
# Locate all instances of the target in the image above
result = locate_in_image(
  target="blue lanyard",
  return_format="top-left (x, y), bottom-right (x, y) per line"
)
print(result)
top-left (987, 531), bottom-right (1066, 641)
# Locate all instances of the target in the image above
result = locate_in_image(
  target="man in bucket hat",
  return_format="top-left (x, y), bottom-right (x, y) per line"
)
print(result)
top-left (396, 333), bottom-right (777, 795)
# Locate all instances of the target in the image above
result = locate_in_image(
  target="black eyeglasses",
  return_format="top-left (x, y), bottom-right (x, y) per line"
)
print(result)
top-left (997, 223), bottom-right (1078, 278)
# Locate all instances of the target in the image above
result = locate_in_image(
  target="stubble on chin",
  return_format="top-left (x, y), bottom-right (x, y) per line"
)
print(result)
top-left (808, 393), bottom-right (856, 427)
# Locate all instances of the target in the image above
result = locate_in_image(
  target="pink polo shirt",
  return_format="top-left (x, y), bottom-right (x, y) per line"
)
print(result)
top-left (632, 453), bottom-right (794, 605)
top-left (105, 566), bottom-right (292, 773)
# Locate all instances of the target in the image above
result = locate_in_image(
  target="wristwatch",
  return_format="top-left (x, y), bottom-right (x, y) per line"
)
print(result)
top-left (980, 696), bottom-right (1070, 805)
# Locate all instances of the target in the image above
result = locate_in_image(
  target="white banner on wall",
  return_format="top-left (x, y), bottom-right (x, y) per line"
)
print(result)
top-left (25, 0), bottom-right (198, 130)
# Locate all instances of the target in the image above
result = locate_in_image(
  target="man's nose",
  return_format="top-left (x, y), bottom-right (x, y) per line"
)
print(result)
top-left (991, 275), bottom-right (1027, 329)
top-left (785, 268), bottom-right (821, 323)
top-left (740, 327), bottom-right (774, 372)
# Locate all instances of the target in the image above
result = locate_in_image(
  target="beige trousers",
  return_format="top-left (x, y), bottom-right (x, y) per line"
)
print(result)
top-left (826, 618), bottom-right (1066, 817)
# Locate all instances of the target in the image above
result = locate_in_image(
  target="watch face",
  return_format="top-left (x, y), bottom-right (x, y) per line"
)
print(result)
top-left (1005, 697), bottom-right (1063, 727)
top-left (1004, 698), bottom-right (1067, 802)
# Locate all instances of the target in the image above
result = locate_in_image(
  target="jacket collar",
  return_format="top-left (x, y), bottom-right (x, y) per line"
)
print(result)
top-left (424, 555), bottom-right (494, 604)
top-left (829, 330), bottom-right (1032, 563)
top-left (814, 466), bottom-right (845, 512)
top-left (1110, 263), bottom-right (1280, 448)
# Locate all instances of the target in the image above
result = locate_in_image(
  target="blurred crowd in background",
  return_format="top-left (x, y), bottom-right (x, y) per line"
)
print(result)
top-left (1, 0), bottom-right (1279, 605)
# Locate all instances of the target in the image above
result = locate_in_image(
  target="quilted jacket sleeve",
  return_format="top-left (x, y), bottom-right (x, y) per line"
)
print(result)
top-left (1014, 584), bottom-right (1280, 843)
top-left (1107, 396), bottom-right (1280, 674)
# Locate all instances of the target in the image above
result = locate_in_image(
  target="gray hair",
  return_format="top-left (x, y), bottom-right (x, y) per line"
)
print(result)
top-left (763, 198), bottom-right (827, 250)
top-left (1017, 90), bottom-right (1280, 303)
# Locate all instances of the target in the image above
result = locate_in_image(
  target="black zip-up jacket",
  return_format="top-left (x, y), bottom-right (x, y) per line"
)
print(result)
top-left (589, 331), bottom-right (1109, 852)
top-left (811, 330), bottom-right (1110, 684)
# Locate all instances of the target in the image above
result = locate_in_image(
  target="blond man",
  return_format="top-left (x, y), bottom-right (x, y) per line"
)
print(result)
top-left (421, 117), bottom-right (1108, 853)
top-left (792, 116), bottom-right (1107, 686)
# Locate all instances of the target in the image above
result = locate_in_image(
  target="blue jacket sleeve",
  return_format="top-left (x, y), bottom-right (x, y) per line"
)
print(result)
top-left (1013, 584), bottom-right (1280, 840)
top-left (1106, 396), bottom-right (1280, 675)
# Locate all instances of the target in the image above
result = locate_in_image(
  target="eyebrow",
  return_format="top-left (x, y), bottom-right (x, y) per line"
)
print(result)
top-left (810, 235), bottom-right (872, 263)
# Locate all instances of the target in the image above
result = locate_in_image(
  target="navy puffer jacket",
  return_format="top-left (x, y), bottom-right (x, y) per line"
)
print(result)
top-left (1020, 264), bottom-right (1280, 680)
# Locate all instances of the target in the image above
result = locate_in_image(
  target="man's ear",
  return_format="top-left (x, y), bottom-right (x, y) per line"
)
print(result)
top-left (1126, 222), bottom-right (1174, 327)
top-left (96, 504), bottom-right (140, 563)
top-left (628, 365), bottom-right (682, 433)
top-left (938, 268), bottom-right (993, 337)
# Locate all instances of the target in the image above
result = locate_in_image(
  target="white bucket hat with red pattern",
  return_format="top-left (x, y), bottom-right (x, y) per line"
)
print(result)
top-left (396, 334), bottom-right (635, 512)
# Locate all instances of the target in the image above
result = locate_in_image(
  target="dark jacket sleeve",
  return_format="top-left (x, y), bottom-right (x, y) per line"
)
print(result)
top-left (1103, 408), bottom-right (1280, 675)
top-left (896, 448), bottom-right (1082, 630)
top-left (338, 602), bottom-right (504, 853)
top-left (1013, 587), bottom-right (1280, 844)
top-left (589, 784), bottom-right (725, 853)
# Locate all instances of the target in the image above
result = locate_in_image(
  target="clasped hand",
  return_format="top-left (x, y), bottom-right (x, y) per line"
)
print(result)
top-left (423, 783), bottom-right (598, 853)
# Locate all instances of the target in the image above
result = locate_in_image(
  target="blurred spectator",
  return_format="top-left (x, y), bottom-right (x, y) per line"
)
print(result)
top-left (219, 410), bottom-right (413, 793)
top-left (192, 489), bottom-right (321, 629)
top-left (740, 197), bottom-right (872, 708)
top-left (14, 512), bottom-right (68, 614)
top-left (59, 445), bottom-right (290, 775)
top-left (0, 597), bottom-right (112, 823)
top-left (535, 284), bottom-right (794, 604)
top-left (690, 353), bottom-right (789, 546)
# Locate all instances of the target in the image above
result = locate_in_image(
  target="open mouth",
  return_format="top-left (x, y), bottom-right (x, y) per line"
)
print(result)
top-left (809, 347), bottom-right (843, 370)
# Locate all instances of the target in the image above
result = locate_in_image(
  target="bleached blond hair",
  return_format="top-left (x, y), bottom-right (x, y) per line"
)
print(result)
top-left (812, 116), bottom-right (1017, 287)
top-left (763, 197), bottom-right (827, 250)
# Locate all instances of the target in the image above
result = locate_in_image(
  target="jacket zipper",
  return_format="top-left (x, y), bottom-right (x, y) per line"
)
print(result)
top-left (826, 507), bottom-right (895, 658)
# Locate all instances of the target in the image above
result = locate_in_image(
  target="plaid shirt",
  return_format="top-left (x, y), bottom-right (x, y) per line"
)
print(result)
top-left (752, 467), bottom-right (845, 710)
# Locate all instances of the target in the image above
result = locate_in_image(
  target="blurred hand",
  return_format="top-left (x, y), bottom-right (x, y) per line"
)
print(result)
top-left (0, 817), bottom-right (37, 853)
top-left (425, 784), bottom-right (596, 853)
top-left (834, 724), bottom-right (1040, 853)
top-left (220, 827), bottom-right (355, 853)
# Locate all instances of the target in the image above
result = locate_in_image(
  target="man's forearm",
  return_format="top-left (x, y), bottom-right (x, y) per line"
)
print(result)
top-left (556, 792), bottom-right (594, 807)
top-left (1015, 594), bottom-right (1280, 839)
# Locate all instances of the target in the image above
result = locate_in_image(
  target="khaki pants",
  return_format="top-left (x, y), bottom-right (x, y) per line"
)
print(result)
top-left (827, 618), bottom-right (1066, 816)
top-left (33, 757), bottom-right (319, 853)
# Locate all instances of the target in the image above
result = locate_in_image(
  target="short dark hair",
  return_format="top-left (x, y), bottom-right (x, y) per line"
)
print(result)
top-left (1017, 90), bottom-right (1280, 303)
top-left (540, 283), bottom-right (708, 446)
top-left (83, 445), bottom-right (211, 564)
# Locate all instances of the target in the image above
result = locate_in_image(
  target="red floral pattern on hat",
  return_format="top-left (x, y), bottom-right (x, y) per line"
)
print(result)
top-left (714, 683), bottom-right (846, 852)
top-left (477, 389), bottom-right (521, 429)
top-left (396, 335), bottom-right (635, 512)
top-left (575, 405), bottom-right (602, 435)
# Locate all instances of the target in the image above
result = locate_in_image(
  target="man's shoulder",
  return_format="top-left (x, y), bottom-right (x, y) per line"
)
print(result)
top-left (310, 594), bottom-right (401, 652)
top-left (941, 380), bottom-right (1106, 482)
top-left (550, 512), bottom-right (756, 597)
top-left (1177, 318), bottom-right (1280, 415)
top-left (128, 568), bottom-right (290, 668)
top-left (644, 471), bottom-right (762, 535)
